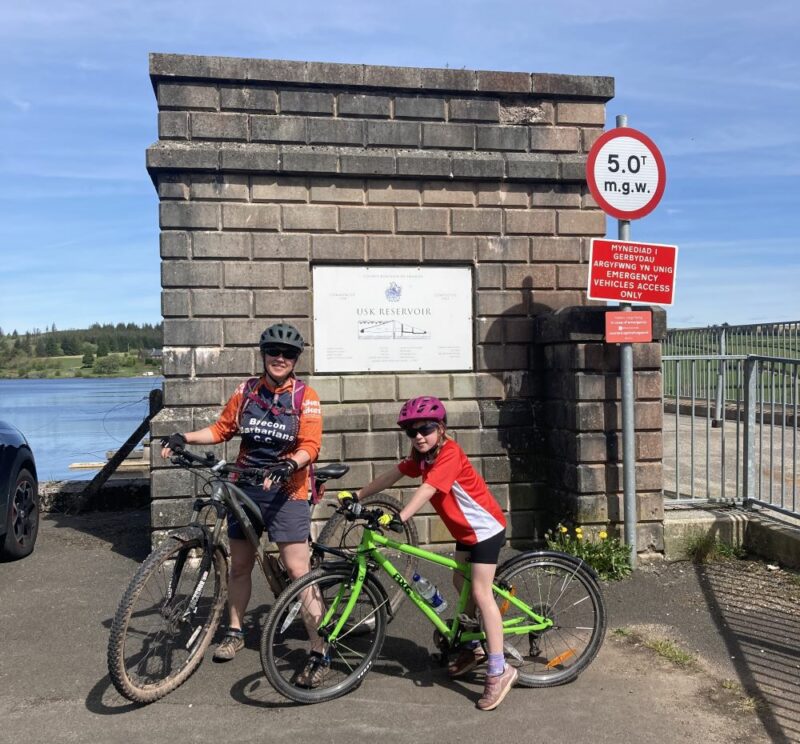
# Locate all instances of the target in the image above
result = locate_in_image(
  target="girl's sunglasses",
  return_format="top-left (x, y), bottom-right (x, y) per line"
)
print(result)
top-left (403, 422), bottom-right (440, 439)
top-left (263, 345), bottom-right (301, 360)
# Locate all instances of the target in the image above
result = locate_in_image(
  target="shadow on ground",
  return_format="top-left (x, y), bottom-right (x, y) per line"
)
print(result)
top-left (694, 559), bottom-right (800, 743)
top-left (44, 507), bottom-right (151, 562)
top-left (606, 557), bottom-right (800, 743)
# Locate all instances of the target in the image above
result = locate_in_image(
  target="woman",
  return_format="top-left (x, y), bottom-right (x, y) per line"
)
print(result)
top-left (161, 322), bottom-right (322, 669)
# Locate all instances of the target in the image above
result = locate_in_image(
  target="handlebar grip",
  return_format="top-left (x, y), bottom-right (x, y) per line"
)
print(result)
top-left (378, 512), bottom-right (404, 533)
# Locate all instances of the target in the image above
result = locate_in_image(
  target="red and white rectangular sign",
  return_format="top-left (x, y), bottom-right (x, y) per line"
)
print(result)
top-left (606, 310), bottom-right (653, 343)
top-left (588, 239), bottom-right (678, 306)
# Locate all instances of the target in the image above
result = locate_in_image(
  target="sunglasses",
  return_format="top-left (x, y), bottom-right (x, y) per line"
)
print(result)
top-left (403, 422), bottom-right (440, 439)
top-left (263, 345), bottom-right (301, 360)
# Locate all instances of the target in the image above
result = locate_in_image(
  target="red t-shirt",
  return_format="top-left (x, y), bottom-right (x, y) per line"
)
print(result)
top-left (397, 439), bottom-right (506, 545)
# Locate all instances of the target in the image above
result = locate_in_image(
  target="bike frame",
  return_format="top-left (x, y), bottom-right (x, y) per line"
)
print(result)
top-left (186, 476), bottom-right (287, 596)
top-left (319, 526), bottom-right (552, 646)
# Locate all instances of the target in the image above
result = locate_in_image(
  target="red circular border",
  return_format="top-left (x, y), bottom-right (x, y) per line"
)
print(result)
top-left (586, 127), bottom-right (666, 220)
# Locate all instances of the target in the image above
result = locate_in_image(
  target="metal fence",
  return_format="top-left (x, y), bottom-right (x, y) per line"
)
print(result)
top-left (662, 354), bottom-right (800, 520)
top-left (662, 321), bottom-right (800, 422)
top-left (743, 356), bottom-right (800, 520)
top-left (663, 320), bottom-right (800, 359)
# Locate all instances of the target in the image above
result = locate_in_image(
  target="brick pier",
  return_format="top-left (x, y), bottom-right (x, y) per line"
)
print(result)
top-left (146, 53), bottom-right (664, 554)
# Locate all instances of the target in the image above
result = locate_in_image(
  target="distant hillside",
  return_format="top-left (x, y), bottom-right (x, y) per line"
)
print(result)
top-left (0, 323), bottom-right (163, 379)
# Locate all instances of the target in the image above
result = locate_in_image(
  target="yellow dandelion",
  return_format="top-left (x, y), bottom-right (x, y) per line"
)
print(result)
top-left (559, 526), bottom-right (568, 534)
top-left (599, 531), bottom-right (608, 540)
top-left (576, 533), bottom-right (583, 540)
top-left (575, 527), bottom-right (583, 534)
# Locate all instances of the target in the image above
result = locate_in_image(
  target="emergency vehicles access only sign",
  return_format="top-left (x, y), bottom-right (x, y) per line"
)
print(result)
top-left (588, 239), bottom-right (678, 306)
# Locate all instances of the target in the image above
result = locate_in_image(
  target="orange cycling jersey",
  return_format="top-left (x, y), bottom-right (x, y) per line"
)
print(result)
top-left (209, 375), bottom-right (322, 501)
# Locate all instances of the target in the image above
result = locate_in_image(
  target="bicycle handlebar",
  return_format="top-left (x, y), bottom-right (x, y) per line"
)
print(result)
top-left (336, 495), bottom-right (404, 533)
top-left (168, 446), bottom-right (278, 485)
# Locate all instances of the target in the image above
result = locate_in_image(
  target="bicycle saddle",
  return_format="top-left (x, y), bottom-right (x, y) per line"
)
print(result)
top-left (314, 463), bottom-right (350, 481)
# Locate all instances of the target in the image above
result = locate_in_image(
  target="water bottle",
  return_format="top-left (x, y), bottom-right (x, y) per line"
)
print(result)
top-left (412, 573), bottom-right (448, 615)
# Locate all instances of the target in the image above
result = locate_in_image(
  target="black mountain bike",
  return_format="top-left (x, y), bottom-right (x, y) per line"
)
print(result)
top-left (107, 448), bottom-right (352, 703)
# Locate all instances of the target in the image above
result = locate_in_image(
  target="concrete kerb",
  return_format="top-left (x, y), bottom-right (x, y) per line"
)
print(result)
top-left (39, 477), bottom-right (150, 514)
top-left (664, 503), bottom-right (800, 568)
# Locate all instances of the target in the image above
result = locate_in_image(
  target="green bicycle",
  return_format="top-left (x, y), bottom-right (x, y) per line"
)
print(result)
top-left (260, 496), bottom-right (607, 704)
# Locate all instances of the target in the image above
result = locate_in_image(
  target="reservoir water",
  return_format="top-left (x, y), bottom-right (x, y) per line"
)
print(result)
top-left (0, 377), bottom-right (164, 482)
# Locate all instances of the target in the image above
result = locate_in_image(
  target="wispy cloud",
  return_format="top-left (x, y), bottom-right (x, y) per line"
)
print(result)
top-left (4, 95), bottom-right (32, 112)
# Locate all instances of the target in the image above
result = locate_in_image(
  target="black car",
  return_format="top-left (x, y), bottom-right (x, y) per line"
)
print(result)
top-left (0, 420), bottom-right (39, 560)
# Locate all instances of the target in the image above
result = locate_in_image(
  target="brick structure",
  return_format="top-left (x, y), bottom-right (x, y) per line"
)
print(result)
top-left (147, 53), bottom-right (662, 554)
top-left (532, 307), bottom-right (667, 552)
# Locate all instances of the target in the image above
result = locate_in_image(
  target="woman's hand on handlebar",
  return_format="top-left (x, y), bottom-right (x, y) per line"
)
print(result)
top-left (261, 459), bottom-right (297, 490)
top-left (160, 432), bottom-right (187, 460)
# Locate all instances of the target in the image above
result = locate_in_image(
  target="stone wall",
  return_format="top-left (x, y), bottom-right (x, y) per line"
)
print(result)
top-left (147, 53), bottom-right (621, 548)
top-left (532, 307), bottom-right (666, 552)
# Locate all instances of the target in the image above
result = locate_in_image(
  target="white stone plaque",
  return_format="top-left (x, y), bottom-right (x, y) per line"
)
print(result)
top-left (312, 266), bottom-right (473, 373)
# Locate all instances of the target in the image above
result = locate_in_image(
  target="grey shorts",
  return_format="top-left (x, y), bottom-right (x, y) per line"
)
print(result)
top-left (228, 486), bottom-right (310, 544)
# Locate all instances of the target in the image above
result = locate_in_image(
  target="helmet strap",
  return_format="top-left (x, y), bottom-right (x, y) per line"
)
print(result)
top-left (422, 423), bottom-right (445, 463)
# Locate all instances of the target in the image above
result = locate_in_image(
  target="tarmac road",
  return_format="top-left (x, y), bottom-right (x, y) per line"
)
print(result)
top-left (0, 509), bottom-right (791, 744)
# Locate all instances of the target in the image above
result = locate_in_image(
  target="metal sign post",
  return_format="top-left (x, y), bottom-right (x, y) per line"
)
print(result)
top-left (586, 113), bottom-right (669, 569)
top-left (618, 214), bottom-right (637, 567)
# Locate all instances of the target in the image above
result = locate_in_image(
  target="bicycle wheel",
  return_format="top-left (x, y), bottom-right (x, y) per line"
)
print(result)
top-left (107, 533), bottom-right (227, 703)
top-left (260, 565), bottom-right (388, 704)
top-left (316, 494), bottom-right (418, 616)
top-left (495, 554), bottom-right (606, 687)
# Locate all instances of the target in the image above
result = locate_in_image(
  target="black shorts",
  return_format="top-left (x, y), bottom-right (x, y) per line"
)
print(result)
top-left (455, 528), bottom-right (506, 565)
top-left (227, 484), bottom-right (310, 544)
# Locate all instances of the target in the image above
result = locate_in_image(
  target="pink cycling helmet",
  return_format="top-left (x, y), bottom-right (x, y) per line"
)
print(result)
top-left (397, 396), bottom-right (447, 427)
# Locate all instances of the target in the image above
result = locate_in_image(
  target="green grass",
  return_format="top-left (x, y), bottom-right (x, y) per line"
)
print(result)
top-left (643, 638), bottom-right (696, 667)
top-left (0, 354), bottom-right (160, 379)
top-left (613, 627), bottom-right (697, 668)
top-left (682, 533), bottom-right (746, 563)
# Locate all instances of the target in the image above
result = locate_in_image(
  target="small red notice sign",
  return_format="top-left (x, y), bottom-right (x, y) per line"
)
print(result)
top-left (588, 239), bottom-right (678, 306)
top-left (606, 311), bottom-right (653, 343)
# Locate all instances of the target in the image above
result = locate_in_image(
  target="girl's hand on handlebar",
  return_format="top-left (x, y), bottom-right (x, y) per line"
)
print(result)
top-left (378, 513), bottom-right (404, 533)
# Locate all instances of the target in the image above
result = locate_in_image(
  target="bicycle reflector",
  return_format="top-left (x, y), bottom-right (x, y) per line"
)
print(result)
top-left (545, 649), bottom-right (577, 669)
top-left (498, 585), bottom-right (516, 616)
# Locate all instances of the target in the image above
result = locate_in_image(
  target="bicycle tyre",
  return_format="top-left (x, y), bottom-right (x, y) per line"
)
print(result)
top-left (107, 533), bottom-right (227, 703)
top-left (315, 493), bottom-right (418, 616)
top-left (260, 565), bottom-right (388, 704)
top-left (495, 554), bottom-right (606, 687)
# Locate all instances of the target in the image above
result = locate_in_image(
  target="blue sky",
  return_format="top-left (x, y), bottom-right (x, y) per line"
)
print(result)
top-left (1, 0), bottom-right (798, 334)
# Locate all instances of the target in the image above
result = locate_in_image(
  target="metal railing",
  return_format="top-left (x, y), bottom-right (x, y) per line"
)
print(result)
top-left (663, 321), bottom-right (800, 422)
top-left (663, 320), bottom-right (800, 359)
top-left (662, 354), bottom-right (800, 521)
top-left (743, 356), bottom-right (800, 520)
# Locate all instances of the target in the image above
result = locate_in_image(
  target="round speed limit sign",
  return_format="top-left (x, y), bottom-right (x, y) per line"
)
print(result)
top-left (586, 127), bottom-right (666, 220)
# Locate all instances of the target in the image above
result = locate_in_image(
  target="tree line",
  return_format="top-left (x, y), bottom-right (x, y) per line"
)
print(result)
top-left (0, 323), bottom-right (163, 363)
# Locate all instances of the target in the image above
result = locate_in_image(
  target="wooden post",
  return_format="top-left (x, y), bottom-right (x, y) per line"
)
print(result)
top-left (76, 388), bottom-right (163, 512)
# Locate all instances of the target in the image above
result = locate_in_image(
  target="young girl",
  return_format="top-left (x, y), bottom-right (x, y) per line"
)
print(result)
top-left (356, 395), bottom-right (517, 711)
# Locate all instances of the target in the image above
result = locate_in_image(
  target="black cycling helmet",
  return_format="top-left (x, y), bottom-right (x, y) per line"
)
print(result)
top-left (259, 323), bottom-right (305, 353)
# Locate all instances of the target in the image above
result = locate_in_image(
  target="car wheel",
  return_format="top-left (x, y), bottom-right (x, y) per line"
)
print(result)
top-left (1, 468), bottom-right (39, 560)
